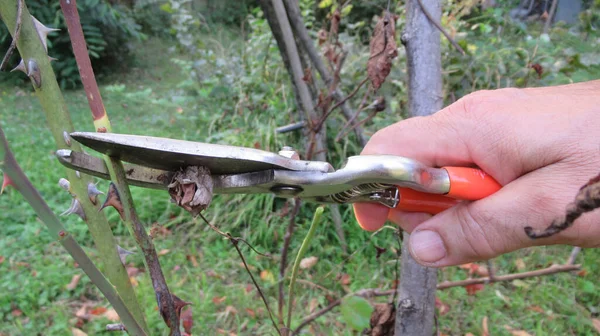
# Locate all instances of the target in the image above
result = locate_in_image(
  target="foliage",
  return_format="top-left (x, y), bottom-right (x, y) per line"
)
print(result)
top-left (340, 296), bottom-right (374, 331)
top-left (0, 0), bottom-right (145, 89)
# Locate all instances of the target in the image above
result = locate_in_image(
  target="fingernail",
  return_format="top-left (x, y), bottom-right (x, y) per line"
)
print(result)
top-left (410, 230), bottom-right (446, 263)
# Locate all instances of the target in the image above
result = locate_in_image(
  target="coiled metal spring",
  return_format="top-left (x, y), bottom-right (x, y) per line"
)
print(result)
top-left (330, 183), bottom-right (397, 206)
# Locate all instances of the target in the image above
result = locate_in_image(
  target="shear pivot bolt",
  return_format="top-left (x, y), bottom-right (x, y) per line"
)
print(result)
top-left (279, 146), bottom-right (300, 160)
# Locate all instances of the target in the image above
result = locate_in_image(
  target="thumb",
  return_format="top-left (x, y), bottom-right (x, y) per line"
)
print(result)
top-left (405, 164), bottom-right (595, 267)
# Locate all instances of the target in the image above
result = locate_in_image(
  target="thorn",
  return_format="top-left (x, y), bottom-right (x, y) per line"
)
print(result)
top-left (58, 178), bottom-right (71, 192)
top-left (48, 56), bottom-right (58, 62)
top-left (61, 198), bottom-right (86, 221)
top-left (117, 245), bottom-right (134, 266)
top-left (63, 131), bottom-right (71, 147)
top-left (10, 59), bottom-right (26, 74)
top-left (87, 182), bottom-right (104, 205)
top-left (160, 294), bottom-right (192, 330)
top-left (31, 15), bottom-right (59, 52)
top-left (100, 183), bottom-right (125, 220)
top-left (1, 173), bottom-right (15, 194)
top-left (26, 59), bottom-right (41, 88)
top-left (76, 171), bottom-right (81, 178)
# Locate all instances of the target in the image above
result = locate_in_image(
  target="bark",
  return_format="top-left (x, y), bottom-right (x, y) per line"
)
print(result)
top-left (395, 0), bottom-right (442, 335)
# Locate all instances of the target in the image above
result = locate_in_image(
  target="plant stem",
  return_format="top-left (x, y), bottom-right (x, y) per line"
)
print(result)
top-left (0, 127), bottom-right (146, 336)
top-left (286, 206), bottom-right (324, 332)
top-left (0, 1), bottom-right (147, 330)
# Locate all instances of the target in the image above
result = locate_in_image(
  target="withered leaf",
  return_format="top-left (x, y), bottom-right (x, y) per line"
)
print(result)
top-left (367, 11), bottom-right (398, 90)
top-left (368, 303), bottom-right (395, 336)
top-left (168, 166), bottom-right (213, 216)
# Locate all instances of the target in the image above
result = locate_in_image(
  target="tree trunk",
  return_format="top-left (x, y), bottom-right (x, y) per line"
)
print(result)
top-left (395, 0), bottom-right (442, 334)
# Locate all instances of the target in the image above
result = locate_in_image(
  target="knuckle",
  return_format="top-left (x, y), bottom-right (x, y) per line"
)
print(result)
top-left (453, 205), bottom-right (504, 261)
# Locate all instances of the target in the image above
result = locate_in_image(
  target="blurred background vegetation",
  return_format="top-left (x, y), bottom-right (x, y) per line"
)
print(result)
top-left (1, 0), bottom-right (600, 335)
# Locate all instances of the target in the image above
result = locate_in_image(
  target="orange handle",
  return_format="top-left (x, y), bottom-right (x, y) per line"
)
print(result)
top-left (394, 167), bottom-right (501, 214)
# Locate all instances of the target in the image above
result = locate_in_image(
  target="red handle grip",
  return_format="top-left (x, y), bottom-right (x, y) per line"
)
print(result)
top-left (394, 167), bottom-right (501, 214)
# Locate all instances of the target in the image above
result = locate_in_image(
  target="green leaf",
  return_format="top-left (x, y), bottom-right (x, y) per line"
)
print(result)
top-left (340, 296), bottom-right (373, 331)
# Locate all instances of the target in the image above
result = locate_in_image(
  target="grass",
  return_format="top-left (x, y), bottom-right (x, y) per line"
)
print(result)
top-left (1, 19), bottom-right (600, 336)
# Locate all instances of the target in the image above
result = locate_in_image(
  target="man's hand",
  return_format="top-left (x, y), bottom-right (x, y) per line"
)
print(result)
top-left (353, 80), bottom-right (600, 267)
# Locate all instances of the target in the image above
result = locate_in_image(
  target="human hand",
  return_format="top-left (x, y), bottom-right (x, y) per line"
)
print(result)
top-left (353, 80), bottom-right (600, 267)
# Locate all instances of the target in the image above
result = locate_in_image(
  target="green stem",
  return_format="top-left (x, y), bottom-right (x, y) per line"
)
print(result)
top-left (0, 1), bottom-right (148, 331)
top-left (286, 206), bottom-right (324, 331)
top-left (0, 127), bottom-right (146, 336)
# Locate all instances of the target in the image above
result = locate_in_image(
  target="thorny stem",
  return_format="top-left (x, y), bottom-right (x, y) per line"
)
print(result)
top-left (287, 206), bottom-right (324, 332)
top-left (315, 76), bottom-right (369, 132)
top-left (106, 159), bottom-right (181, 336)
top-left (0, 0), bottom-right (21, 71)
top-left (278, 200), bottom-right (301, 326)
top-left (0, 0), bottom-right (147, 330)
top-left (0, 127), bottom-right (146, 336)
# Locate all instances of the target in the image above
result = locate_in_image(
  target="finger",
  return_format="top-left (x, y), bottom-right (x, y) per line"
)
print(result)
top-left (404, 164), bottom-right (599, 267)
top-left (387, 210), bottom-right (432, 232)
top-left (353, 203), bottom-right (389, 231)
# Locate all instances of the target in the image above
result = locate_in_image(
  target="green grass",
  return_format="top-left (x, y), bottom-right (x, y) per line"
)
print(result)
top-left (1, 25), bottom-right (600, 336)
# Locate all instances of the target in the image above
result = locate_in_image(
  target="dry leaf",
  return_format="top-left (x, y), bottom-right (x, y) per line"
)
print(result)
top-left (309, 298), bottom-right (319, 313)
top-left (0, 256), bottom-right (5, 264)
top-left (515, 258), bottom-right (526, 271)
top-left (464, 283), bottom-right (485, 295)
top-left (260, 270), bottom-right (275, 283)
top-left (102, 308), bottom-right (120, 322)
top-left (369, 303), bottom-right (395, 336)
top-left (66, 274), bottom-right (82, 291)
top-left (245, 308), bottom-right (256, 318)
top-left (367, 11), bottom-right (398, 90)
top-left (129, 276), bottom-right (139, 287)
top-left (71, 328), bottom-right (88, 336)
top-left (212, 296), bottom-right (227, 304)
top-left (89, 307), bottom-right (107, 316)
top-left (224, 306), bottom-right (237, 315)
top-left (11, 309), bottom-right (22, 317)
top-left (465, 333), bottom-right (475, 336)
top-left (182, 306), bottom-right (193, 334)
top-left (504, 325), bottom-right (533, 336)
top-left (168, 166), bottom-right (213, 216)
top-left (186, 254), bottom-right (199, 267)
top-left (482, 316), bottom-right (489, 336)
top-left (75, 305), bottom-right (89, 320)
top-left (300, 256), bottom-right (318, 270)
top-left (158, 249), bottom-right (170, 256)
top-left (577, 269), bottom-right (588, 277)
top-left (592, 318), bottom-right (600, 333)
top-left (338, 273), bottom-right (351, 285)
top-left (435, 297), bottom-right (450, 316)
top-left (527, 305), bottom-right (545, 314)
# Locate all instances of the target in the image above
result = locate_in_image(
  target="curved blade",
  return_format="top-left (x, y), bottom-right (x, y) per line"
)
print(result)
top-left (69, 132), bottom-right (333, 175)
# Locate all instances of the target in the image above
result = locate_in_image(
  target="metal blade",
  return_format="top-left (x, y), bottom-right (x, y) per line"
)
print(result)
top-left (69, 132), bottom-right (333, 175)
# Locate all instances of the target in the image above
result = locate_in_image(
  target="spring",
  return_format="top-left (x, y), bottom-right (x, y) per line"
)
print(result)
top-left (330, 183), bottom-right (392, 204)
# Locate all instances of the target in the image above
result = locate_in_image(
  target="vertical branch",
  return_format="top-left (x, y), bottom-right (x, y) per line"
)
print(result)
top-left (0, 0), bottom-right (147, 331)
top-left (0, 127), bottom-right (147, 336)
top-left (395, 0), bottom-right (443, 335)
top-left (58, 0), bottom-right (180, 333)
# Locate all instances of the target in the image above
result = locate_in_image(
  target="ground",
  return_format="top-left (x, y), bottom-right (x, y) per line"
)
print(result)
top-left (1, 31), bottom-right (600, 336)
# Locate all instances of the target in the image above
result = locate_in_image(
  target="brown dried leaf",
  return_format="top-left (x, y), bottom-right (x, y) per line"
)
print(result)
top-left (0, 256), bottom-right (4, 264)
top-left (66, 274), bottom-right (82, 291)
top-left (89, 307), bottom-right (107, 316)
top-left (71, 328), bottom-right (88, 336)
top-left (103, 308), bottom-right (120, 322)
top-left (435, 297), bottom-right (450, 316)
top-left (182, 306), bottom-right (193, 334)
top-left (245, 308), bottom-right (256, 318)
top-left (464, 283), bottom-right (485, 295)
top-left (367, 11), bottom-right (398, 90)
top-left (590, 318), bottom-right (600, 333)
top-left (482, 316), bottom-right (489, 336)
top-left (168, 166), bottom-right (213, 216)
top-left (368, 303), bottom-right (395, 336)
top-left (187, 254), bottom-right (199, 267)
top-left (515, 258), bottom-right (526, 271)
top-left (158, 249), bottom-right (170, 256)
top-left (212, 296), bottom-right (226, 305)
top-left (309, 298), bottom-right (319, 313)
top-left (338, 273), bottom-right (351, 285)
top-left (300, 256), bottom-right (318, 270)
top-left (504, 325), bottom-right (533, 336)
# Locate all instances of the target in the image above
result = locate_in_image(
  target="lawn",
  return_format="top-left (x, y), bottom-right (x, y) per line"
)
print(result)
top-left (1, 27), bottom-right (600, 336)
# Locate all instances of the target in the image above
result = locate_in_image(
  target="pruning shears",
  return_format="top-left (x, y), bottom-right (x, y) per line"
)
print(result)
top-left (55, 132), bottom-right (501, 215)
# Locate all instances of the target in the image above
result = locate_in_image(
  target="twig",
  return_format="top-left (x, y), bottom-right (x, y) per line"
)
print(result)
top-left (0, 0), bottom-right (23, 71)
top-left (197, 213), bottom-right (281, 336)
top-left (316, 76), bottom-right (369, 130)
top-left (543, 0), bottom-right (558, 35)
top-left (106, 324), bottom-right (126, 331)
top-left (486, 260), bottom-right (496, 281)
top-left (415, 0), bottom-right (465, 55)
top-left (278, 200), bottom-right (301, 325)
top-left (335, 108), bottom-right (379, 142)
top-left (437, 264), bottom-right (581, 289)
top-left (567, 246), bottom-right (582, 265)
top-left (232, 235), bottom-right (282, 336)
